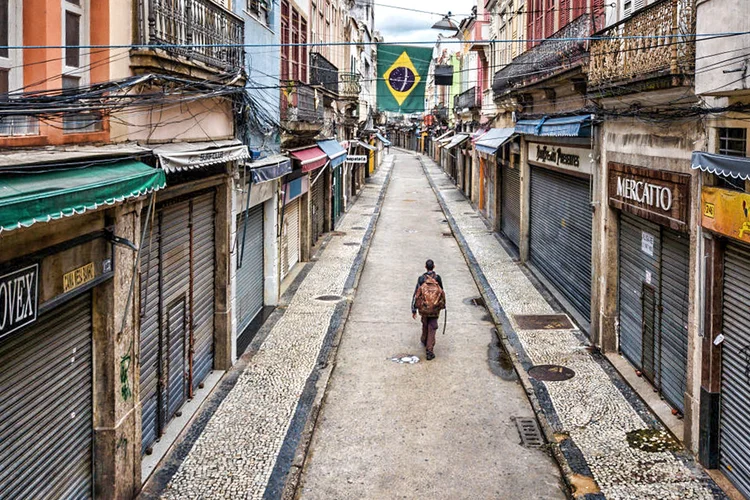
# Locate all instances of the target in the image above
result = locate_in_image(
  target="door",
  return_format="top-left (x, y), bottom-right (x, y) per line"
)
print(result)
top-left (0, 294), bottom-right (93, 499)
top-left (191, 193), bottom-right (216, 391)
top-left (281, 198), bottom-right (300, 279)
top-left (501, 163), bottom-right (521, 248)
top-left (529, 167), bottom-right (592, 322)
top-left (236, 204), bottom-right (264, 353)
top-left (720, 242), bottom-right (750, 498)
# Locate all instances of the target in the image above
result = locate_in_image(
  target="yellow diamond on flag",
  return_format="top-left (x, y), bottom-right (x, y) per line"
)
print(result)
top-left (383, 51), bottom-right (421, 107)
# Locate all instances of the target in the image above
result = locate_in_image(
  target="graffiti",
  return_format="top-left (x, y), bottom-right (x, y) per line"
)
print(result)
top-left (739, 200), bottom-right (750, 239)
top-left (120, 353), bottom-right (132, 401)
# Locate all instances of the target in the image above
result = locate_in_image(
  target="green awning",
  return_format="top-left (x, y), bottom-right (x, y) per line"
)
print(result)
top-left (0, 160), bottom-right (166, 233)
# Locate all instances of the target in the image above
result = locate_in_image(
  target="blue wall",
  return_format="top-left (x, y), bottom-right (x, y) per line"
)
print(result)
top-left (235, 1), bottom-right (282, 154)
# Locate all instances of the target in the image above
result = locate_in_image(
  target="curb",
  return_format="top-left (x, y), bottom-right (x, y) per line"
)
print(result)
top-left (417, 154), bottom-right (582, 499)
top-left (276, 161), bottom-right (396, 500)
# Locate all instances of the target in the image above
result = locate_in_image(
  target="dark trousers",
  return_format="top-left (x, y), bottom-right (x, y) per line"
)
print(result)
top-left (421, 316), bottom-right (438, 352)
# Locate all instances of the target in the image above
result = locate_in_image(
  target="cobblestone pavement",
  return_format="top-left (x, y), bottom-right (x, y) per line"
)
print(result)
top-left (418, 153), bottom-right (724, 500)
top-left (159, 160), bottom-right (393, 499)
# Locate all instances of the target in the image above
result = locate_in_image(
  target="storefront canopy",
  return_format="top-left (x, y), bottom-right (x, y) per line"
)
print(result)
top-left (475, 128), bottom-right (515, 155)
top-left (317, 139), bottom-right (348, 168)
top-left (290, 146), bottom-right (328, 173)
top-left (435, 130), bottom-right (454, 142)
top-left (0, 160), bottom-right (166, 233)
top-left (691, 151), bottom-right (750, 181)
top-left (246, 154), bottom-right (292, 184)
top-left (445, 134), bottom-right (470, 150)
top-left (515, 115), bottom-right (592, 137)
top-left (153, 139), bottom-right (250, 173)
top-left (354, 140), bottom-right (376, 151)
top-left (375, 133), bottom-right (391, 146)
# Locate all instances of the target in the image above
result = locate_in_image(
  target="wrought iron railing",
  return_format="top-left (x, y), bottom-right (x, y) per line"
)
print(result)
top-left (492, 14), bottom-right (592, 95)
top-left (310, 52), bottom-right (339, 94)
top-left (339, 73), bottom-right (361, 99)
top-left (588, 0), bottom-right (695, 87)
top-left (139, 0), bottom-right (245, 71)
top-left (281, 82), bottom-right (324, 124)
top-left (454, 86), bottom-right (480, 109)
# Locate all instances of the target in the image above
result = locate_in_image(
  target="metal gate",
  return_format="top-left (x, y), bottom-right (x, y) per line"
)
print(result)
top-left (281, 198), bottom-right (300, 279)
top-left (333, 166), bottom-right (343, 225)
top-left (501, 163), bottom-right (521, 248)
top-left (312, 174), bottom-right (325, 244)
top-left (139, 193), bottom-right (216, 455)
top-left (720, 242), bottom-right (750, 498)
top-left (0, 293), bottom-right (93, 498)
top-left (618, 214), bottom-right (689, 413)
top-left (529, 166), bottom-right (592, 322)
top-left (236, 204), bottom-right (264, 345)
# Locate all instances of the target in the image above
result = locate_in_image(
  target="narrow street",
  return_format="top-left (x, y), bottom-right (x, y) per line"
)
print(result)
top-left (297, 152), bottom-right (564, 498)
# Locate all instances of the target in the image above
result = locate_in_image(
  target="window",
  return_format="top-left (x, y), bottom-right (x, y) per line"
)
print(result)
top-left (247, 0), bottom-right (270, 25)
top-left (62, 0), bottom-right (100, 133)
top-left (719, 128), bottom-right (747, 157)
top-left (0, 0), bottom-right (38, 136)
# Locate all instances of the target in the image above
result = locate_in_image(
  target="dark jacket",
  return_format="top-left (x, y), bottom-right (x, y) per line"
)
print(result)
top-left (411, 271), bottom-right (444, 314)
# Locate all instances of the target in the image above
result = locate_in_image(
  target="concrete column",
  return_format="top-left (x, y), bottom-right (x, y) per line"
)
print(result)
top-left (263, 195), bottom-right (280, 307)
top-left (598, 130), bottom-right (619, 354)
top-left (519, 136), bottom-right (531, 263)
top-left (213, 176), bottom-right (233, 371)
top-left (93, 204), bottom-right (141, 499)
top-left (590, 126), bottom-right (603, 348)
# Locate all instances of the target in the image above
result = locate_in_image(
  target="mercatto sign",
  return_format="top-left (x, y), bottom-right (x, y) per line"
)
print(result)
top-left (0, 264), bottom-right (39, 339)
top-left (608, 162), bottom-right (691, 232)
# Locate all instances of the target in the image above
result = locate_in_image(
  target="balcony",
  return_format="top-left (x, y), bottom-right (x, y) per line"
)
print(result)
top-left (433, 106), bottom-right (449, 121)
top-left (281, 82), bottom-right (324, 128)
top-left (135, 0), bottom-right (245, 74)
top-left (339, 73), bottom-right (361, 100)
top-left (310, 52), bottom-right (339, 95)
top-left (454, 86), bottom-right (480, 110)
top-left (589, 0), bottom-right (695, 90)
top-left (492, 14), bottom-right (592, 96)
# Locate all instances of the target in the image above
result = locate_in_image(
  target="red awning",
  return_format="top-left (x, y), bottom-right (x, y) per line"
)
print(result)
top-left (290, 146), bottom-right (328, 173)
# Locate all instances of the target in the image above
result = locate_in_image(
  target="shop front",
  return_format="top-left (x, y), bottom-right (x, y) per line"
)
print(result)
top-left (474, 128), bottom-right (516, 231)
top-left (280, 174), bottom-right (309, 280)
top-left (444, 134), bottom-right (470, 184)
top-left (526, 139), bottom-right (594, 324)
top-left (0, 159), bottom-right (165, 498)
top-left (608, 162), bottom-right (692, 414)
top-left (318, 139), bottom-right (348, 227)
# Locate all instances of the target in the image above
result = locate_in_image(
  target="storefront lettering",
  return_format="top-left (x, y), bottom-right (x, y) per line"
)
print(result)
top-left (0, 264), bottom-right (39, 338)
top-left (535, 145), bottom-right (580, 168)
top-left (615, 176), bottom-right (673, 211)
top-left (63, 262), bottom-right (95, 293)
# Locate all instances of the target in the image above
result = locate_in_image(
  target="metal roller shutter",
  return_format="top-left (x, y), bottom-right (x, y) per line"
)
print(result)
top-left (501, 163), bottom-right (521, 248)
top-left (529, 167), bottom-right (592, 322)
top-left (659, 228), bottom-right (689, 413)
top-left (236, 204), bottom-right (265, 341)
top-left (191, 193), bottom-right (215, 390)
top-left (282, 198), bottom-right (300, 279)
top-left (312, 176), bottom-right (325, 244)
top-left (0, 293), bottom-right (93, 499)
top-left (720, 242), bottom-right (750, 498)
top-left (618, 214), bottom-right (661, 373)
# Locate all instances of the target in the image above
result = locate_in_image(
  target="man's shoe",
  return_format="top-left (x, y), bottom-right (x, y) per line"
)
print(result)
top-left (426, 351), bottom-right (435, 361)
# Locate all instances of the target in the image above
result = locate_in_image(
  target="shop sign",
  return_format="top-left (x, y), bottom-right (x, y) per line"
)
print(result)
top-left (0, 264), bottom-right (39, 338)
top-left (528, 142), bottom-right (591, 174)
top-left (63, 262), bottom-right (95, 293)
top-left (608, 162), bottom-right (691, 232)
top-left (346, 155), bottom-right (368, 164)
top-left (701, 187), bottom-right (750, 244)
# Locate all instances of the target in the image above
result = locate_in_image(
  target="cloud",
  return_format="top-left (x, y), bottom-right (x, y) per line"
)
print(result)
top-left (375, 0), bottom-right (475, 43)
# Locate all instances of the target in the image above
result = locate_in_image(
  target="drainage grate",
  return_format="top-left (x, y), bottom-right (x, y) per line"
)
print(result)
top-left (330, 231), bottom-right (347, 237)
top-left (528, 364), bottom-right (576, 382)
top-left (315, 295), bottom-right (345, 302)
top-left (464, 296), bottom-right (486, 308)
top-left (515, 418), bottom-right (544, 448)
top-left (343, 242), bottom-right (360, 246)
top-left (514, 314), bottom-right (574, 330)
top-left (442, 232), bottom-right (453, 237)
top-left (351, 226), bottom-right (366, 230)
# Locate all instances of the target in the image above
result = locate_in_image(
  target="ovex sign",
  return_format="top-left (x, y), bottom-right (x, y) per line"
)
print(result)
top-left (0, 264), bottom-right (39, 338)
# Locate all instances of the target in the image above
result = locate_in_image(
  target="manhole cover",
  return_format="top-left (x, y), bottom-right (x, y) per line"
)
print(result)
top-left (389, 354), bottom-right (420, 364)
top-left (528, 364), bottom-right (575, 381)
top-left (330, 231), bottom-right (347, 237)
top-left (315, 295), bottom-right (345, 302)
top-left (626, 429), bottom-right (681, 452)
top-left (343, 242), bottom-right (359, 246)
top-left (514, 314), bottom-right (574, 330)
top-left (515, 417), bottom-right (544, 448)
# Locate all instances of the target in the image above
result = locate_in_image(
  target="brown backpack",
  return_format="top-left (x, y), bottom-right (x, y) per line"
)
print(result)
top-left (415, 275), bottom-right (446, 317)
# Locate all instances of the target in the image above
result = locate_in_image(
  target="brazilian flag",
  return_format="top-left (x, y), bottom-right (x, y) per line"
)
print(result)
top-left (377, 45), bottom-right (433, 113)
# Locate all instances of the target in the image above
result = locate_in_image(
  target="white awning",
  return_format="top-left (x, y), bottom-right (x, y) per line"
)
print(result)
top-left (153, 139), bottom-right (250, 173)
top-left (0, 143), bottom-right (150, 168)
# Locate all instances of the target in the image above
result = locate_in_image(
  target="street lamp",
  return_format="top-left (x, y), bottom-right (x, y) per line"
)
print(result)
top-left (431, 12), bottom-right (458, 31)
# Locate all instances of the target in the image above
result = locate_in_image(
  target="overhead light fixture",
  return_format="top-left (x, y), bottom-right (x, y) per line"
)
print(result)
top-left (431, 12), bottom-right (458, 31)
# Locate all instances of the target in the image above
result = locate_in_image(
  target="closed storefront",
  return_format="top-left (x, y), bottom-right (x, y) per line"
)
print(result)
top-left (610, 162), bottom-right (691, 414)
top-left (311, 173), bottom-right (326, 244)
top-left (140, 191), bottom-right (217, 455)
top-left (333, 166), bottom-right (343, 224)
top-left (281, 197), bottom-right (301, 280)
top-left (318, 139), bottom-right (348, 227)
top-left (501, 162), bottom-right (521, 248)
top-left (528, 141), bottom-right (593, 323)
top-left (236, 204), bottom-right (264, 351)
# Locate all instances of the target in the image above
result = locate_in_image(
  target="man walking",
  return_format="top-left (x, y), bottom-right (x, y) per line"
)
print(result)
top-left (412, 259), bottom-right (446, 360)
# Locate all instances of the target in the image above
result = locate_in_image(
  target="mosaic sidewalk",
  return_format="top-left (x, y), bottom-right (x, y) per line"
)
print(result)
top-left (418, 153), bottom-right (724, 500)
top-left (157, 160), bottom-right (393, 499)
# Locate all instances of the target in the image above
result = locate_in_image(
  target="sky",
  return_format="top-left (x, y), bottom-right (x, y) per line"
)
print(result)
top-left (374, 0), bottom-right (477, 45)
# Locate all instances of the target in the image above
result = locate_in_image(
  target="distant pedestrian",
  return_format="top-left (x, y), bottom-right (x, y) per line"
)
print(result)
top-left (412, 259), bottom-right (446, 360)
